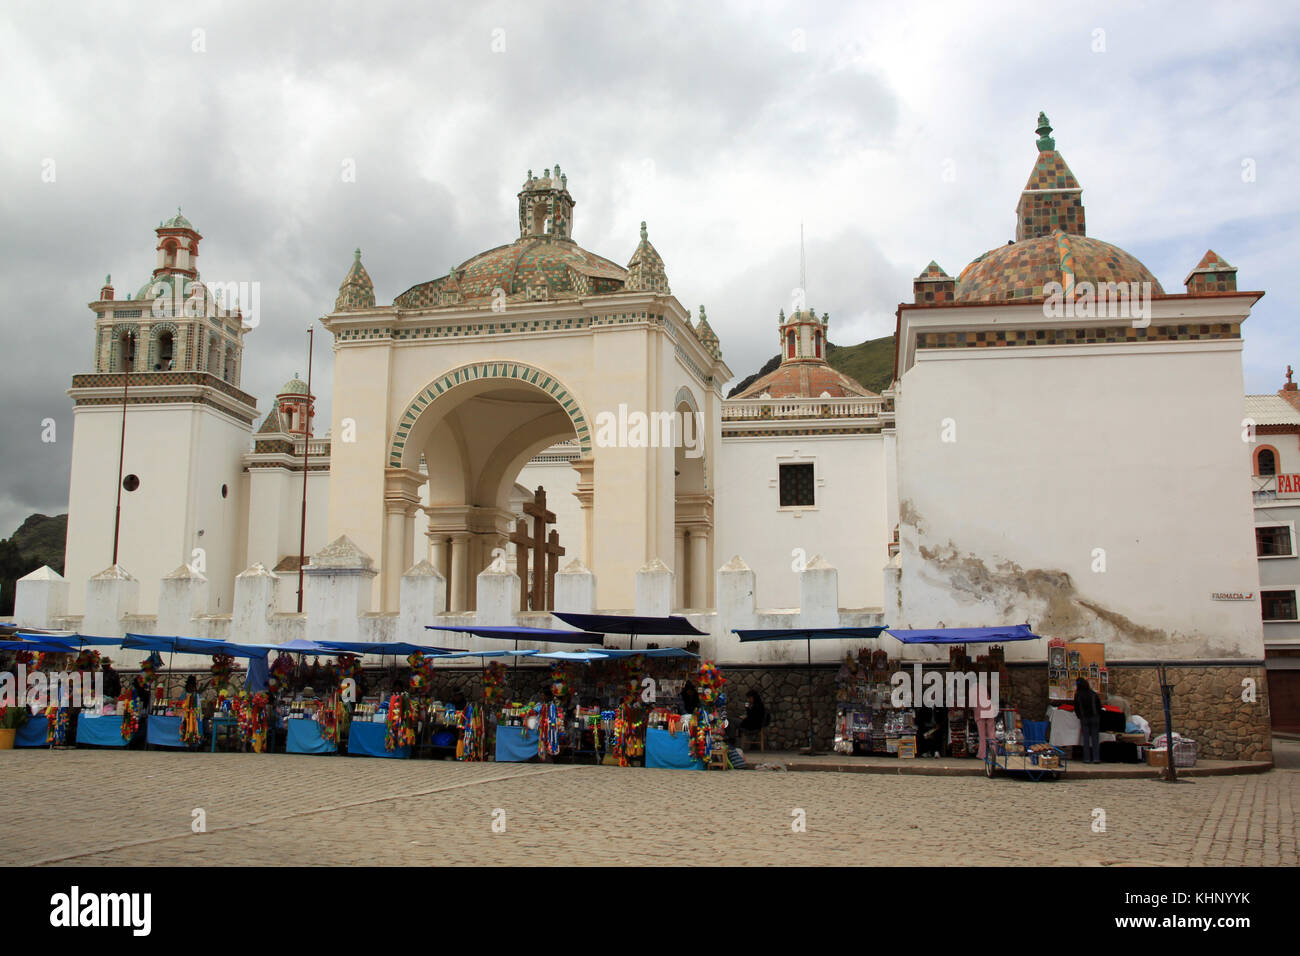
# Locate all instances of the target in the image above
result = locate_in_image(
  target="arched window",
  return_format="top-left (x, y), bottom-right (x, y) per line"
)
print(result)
top-left (224, 347), bottom-right (235, 383)
top-left (1258, 447), bottom-right (1278, 476)
top-left (156, 331), bottom-right (174, 370)
top-left (207, 335), bottom-right (221, 374)
top-left (162, 238), bottom-right (178, 268)
top-left (787, 330), bottom-right (796, 359)
top-left (118, 331), bottom-right (135, 372)
top-left (815, 330), bottom-right (822, 359)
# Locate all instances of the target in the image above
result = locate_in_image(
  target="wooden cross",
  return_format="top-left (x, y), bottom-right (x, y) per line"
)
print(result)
top-left (510, 486), bottom-right (565, 610)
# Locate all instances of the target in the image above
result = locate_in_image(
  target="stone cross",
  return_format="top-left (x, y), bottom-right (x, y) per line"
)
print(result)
top-left (509, 486), bottom-right (565, 610)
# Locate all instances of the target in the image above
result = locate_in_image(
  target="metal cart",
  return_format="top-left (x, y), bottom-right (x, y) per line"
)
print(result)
top-left (984, 742), bottom-right (1067, 781)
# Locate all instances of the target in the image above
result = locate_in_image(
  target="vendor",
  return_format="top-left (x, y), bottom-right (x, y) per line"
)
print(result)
top-left (680, 679), bottom-right (700, 715)
top-left (1074, 677), bottom-right (1102, 764)
top-left (101, 658), bottom-right (121, 700)
top-left (738, 689), bottom-right (766, 735)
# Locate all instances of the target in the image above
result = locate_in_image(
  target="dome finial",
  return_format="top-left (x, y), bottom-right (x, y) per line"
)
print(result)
top-left (639, 220), bottom-right (648, 241)
top-left (1035, 112), bottom-right (1055, 151)
top-left (354, 247), bottom-right (362, 260)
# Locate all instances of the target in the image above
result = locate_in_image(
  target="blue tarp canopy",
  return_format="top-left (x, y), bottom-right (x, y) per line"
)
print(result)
top-left (589, 647), bottom-right (699, 659)
top-left (122, 633), bottom-right (271, 659)
top-left (426, 624), bottom-right (605, 645)
top-left (551, 612), bottom-right (707, 637)
top-left (885, 625), bottom-right (1041, 644)
top-left (0, 637), bottom-right (82, 653)
top-left (314, 640), bottom-right (456, 656)
top-left (437, 649), bottom-right (538, 660)
top-left (264, 639), bottom-right (332, 653)
top-left (734, 627), bottom-right (889, 642)
top-left (533, 650), bottom-right (609, 662)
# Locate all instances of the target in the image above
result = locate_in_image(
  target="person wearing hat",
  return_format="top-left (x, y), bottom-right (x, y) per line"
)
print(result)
top-left (101, 658), bottom-right (121, 700)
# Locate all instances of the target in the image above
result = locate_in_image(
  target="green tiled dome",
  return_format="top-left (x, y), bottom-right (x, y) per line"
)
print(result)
top-left (161, 208), bottom-right (193, 230)
top-left (279, 375), bottom-right (309, 396)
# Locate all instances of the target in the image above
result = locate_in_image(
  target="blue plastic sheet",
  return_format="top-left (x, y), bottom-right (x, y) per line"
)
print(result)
top-left (76, 714), bottom-right (133, 747)
top-left (286, 718), bottom-right (336, 755)
top-left (495, 724), bottom-right (540, 762)
top-left (347, 720), bottom-right (408, 758)
top-left (645, 726), bottom-right (702, 770)
top-left (885, 625), bottom-right (1040, 644)
top-left (146, 715), bottom-right (190, 748)
top-left (16, 716), bottom-right (48, 747)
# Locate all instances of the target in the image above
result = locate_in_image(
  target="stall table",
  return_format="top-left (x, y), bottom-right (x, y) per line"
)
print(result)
top-left (209, 716), bottom-right (239, 752)
top-left (495, 724), bottom-right (540, 762)
top-left (645, 727), bottom-right (703, 771)
top-left (146, 715), bottom-right (194, 749)
top-left (285, 718), bottom-right (337, 755)
top-left (76, 714), bottom-right (138, 748)
top-left (348, 720), bottom-right (409, 759)
top-left (16, 716), bottom-right (49, 747)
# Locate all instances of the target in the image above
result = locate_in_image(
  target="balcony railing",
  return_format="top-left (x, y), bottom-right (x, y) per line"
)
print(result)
top-left (721, 396), bottom-right (886, 421)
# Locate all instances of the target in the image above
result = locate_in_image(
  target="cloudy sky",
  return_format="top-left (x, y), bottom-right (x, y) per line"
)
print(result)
top-left (2, 0), bottom-right (1298, 538)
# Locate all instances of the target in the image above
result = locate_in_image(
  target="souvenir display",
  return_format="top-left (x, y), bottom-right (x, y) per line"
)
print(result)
top-left (233, 692), bottom-right (269, 752)
top-left (406, 651), bottom-right (434, 695)
top-left (482, 661), bottom-right (509, 708)
top-left (385, 692), bottom-right (416, 751)
top-left (44, 705), bottom-right (70, 745)
top-left (120, 694), bottom-right (141, 740)
top-left (267, 654), bottom-right (295, 694)
top-left (180, 692), bottom-right (202, 746)
top-left (209, 653), bottom-right (236, 691)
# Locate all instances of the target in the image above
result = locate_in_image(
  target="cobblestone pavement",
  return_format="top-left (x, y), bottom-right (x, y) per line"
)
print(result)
top-left (0, 749), bottom-right (1294, 866)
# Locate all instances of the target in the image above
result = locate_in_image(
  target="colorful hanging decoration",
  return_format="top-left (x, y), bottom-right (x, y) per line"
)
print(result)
top-left (119, 694), bottom-right (140, 740)
top-left (45, 705), bottom-right (70, 745)
top-left (73, 649), bottom-right (101, 674)
top-left (697, 660), bottom-right (725, 703)
top-left (267, 653), bottom-right (295, 694)
top-left (537, 700), bottom-right (561, 756)
top-left (139, 653), bottom-right (160, 684)
top-left (385, 692), bottom-right (416, 751)
top-left (209, 652), bottom-right (235, 690)
top-left (483, 661), bottom-right (508, 708)
top-left (232, 692), bottom-right (269, 752)
top-left (317, 690), bottom-right (344, 743)
top-left (549, 662), bottom-right (570, 701)
top-left (179, 692), bottom-right (202, 746)
top-left (406, 651), bottom-right (434, 695)
top-left (454, 703), bottom-right (486, 761)
top-left (334, 654), bottom-right (362, 688)
top-left (688, 712), bottom-right (711, 761)
top-left (611, 704), bottom-right (645, 766)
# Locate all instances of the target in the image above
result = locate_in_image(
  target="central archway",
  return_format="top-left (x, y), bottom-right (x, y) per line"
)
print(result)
top-left (385, 362), bottom-right (594, 612)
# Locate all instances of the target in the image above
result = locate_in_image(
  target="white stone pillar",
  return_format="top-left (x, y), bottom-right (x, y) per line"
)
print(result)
top-left (449, 533), bottom-right (469, 612)
top-left (304, 535), bottom-right (378, 646)
top-left (157, 564), bottom-right (209, 636)
top-left (383, 504), bottom-right (408, 613)
top-left (233, 563), bottom-right (280, 645)
top-left (689, 530), bottom-right (709, 609)
top-left (14, 566), bottom-right (68, 628)
top-left (673, 527), bottom-right (686, 609)
top-left (83, 565), bottom-right (139, 638)
top-left (635, 558), bottom-right (673, 619)
top-left (429, 535), bottom-right (450, 611)
top-left (883, 556), bottom-right (902, 625)
top-left (555, 558), bottom-right (596, 614)
top-left (476, 566), bottom-right (520, 626)
top-left (799, 554), bottom-right (840, 629)
top-left (398, 560), bottom-right (447, 645)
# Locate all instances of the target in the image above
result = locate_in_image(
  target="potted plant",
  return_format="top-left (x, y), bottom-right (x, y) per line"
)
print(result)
top-left (0, 705), bottom-right (31, 749)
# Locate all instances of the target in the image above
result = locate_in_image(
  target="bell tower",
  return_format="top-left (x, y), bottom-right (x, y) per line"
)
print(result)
top-left (63, 213), bottom-right (258, 619)
top-left (517, 165), bottom-right (575, 239)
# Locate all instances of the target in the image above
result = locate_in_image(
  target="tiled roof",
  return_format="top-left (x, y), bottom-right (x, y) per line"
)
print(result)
top-left (335, 249), bottom-right (375, 312)
top-left (734, 362), bottom-right (874, 399)
top-left (1245, 394), bottom-right (1300, 427)
top-left (957, 231), bottom-right (1164, 303)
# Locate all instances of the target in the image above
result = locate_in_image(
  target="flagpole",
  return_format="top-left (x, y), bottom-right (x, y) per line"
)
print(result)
top-left (111, 331), bottom-right (134, 566)
top-left (296, 327), bottom-right (314, 613)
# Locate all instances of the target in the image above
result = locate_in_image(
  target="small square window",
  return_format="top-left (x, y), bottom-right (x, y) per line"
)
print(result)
top-left (779, 463), bottom-right (815, 507)
top-left (1256, 525), bottom-right (1294, 557)
top-left (1262, 589), bottom-right (1297, 621)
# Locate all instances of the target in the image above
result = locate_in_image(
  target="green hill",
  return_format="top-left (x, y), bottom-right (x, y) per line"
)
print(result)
top-left (0, 513), bottom-right (67, 616)
top-left (727, 334), bottom-right (896, 397)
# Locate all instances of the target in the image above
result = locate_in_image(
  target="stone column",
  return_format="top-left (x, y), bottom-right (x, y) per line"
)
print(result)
top-left (157, 564), bottom-right (209, 636)
top-left (83, 565), bottom-right (139, 638)
top-left (429, 534), bottom-right (450, 611)
top-left (304, 535), bottom-right (378, 646)
top-left (571, 455), bottom-right (595, 573)
top-left (476, 566), bottom-right (520, 626)
top-left (14, 566), bottom-right (68, 628)
top-left (689, 529), bottom-right (709, 609)
top-left (635, 558), bottom-right (673, 619)
top-left (449, 533), bottom-right (470, 612)
top-left (799, 554), bottom-right (840, 629)
top-left (673, 527), bottom-right (686, 609)
top-left (398, 560), bottom-right (446, 645)
top-left (554, 558), bottom-right (596, 614)
top-left (716, 555), bottom-right (756, 661)
top-left (234, 563), bottom-right (279, 646)
top-left (382, 468), bottom-right (425, 612)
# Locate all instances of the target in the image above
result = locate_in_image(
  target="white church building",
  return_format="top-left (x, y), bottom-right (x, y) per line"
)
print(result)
top-left (17, 116), bottom-right (1274, 758)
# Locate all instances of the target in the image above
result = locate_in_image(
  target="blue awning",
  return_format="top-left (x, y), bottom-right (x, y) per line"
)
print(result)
top-left (122, 633), bottom-right (271, 659)
top-left (312, 641), bottom-right (456, 656)
top-left (551, 612), bottom-right (707, 636)
top-left (437, 649), bottom-right (539, 660)
top-left (0, 637), bottom-right (83, 653)
top-left (533, 650), bottom-right (610, 662)
top-left (426, 624), bottom-right (605, 645)
top-left (885, 625), bottom-right (1041, 645)
top-left (590, 647), bottom-right (699, 659)
top-left (734, 627), bottom-right (889, 642)
top-left (20, 632), bottom-right (122, 648)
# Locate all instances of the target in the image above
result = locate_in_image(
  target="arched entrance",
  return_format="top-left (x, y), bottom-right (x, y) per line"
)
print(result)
top-left (672, 386), bottom-right (712, 608)
top-left (385, 362), bottom-right (592, 612)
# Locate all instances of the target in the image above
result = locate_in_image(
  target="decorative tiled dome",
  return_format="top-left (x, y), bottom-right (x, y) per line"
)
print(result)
top-left (161, 208), bottom-right (194, 230)
top-left (278, 374), bottom-right (309, 396)
top-left (626, 221), bottom-right (669, 293)
top-left (957, 231), bottom-right (1164, 303)
top-left (734, 363), bottom-right (874, 399)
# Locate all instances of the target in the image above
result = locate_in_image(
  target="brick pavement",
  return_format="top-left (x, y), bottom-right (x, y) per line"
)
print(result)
top-left (0, 750), bottom-right (1294, 866)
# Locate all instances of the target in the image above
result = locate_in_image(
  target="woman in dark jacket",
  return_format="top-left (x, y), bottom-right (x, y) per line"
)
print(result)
top-left (1073, 677), bottom-right (1102, 764)
top-left (680, 680), bottom-right (700, 715)
top-left (739, 690), bottom-right (766, 733)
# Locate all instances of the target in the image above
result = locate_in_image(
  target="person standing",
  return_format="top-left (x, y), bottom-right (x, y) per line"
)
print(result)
top-left (973, 681), bottom-right (996, 761)
top-left (1074, 677), bottom-right (1102, 764)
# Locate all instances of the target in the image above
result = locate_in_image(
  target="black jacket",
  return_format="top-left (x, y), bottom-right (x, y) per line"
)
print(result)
top-left (1073, 684), bottom-right (1101, 721)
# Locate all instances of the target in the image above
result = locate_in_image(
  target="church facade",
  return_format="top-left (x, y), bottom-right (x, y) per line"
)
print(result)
top-left (21, 116), bottom-right (1275, 757)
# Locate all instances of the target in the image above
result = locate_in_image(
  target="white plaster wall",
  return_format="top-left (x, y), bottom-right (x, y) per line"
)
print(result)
top-left (896, 340), bottom-right (1264, 661)
top-left (715, 435), bottom-right (890, 610)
